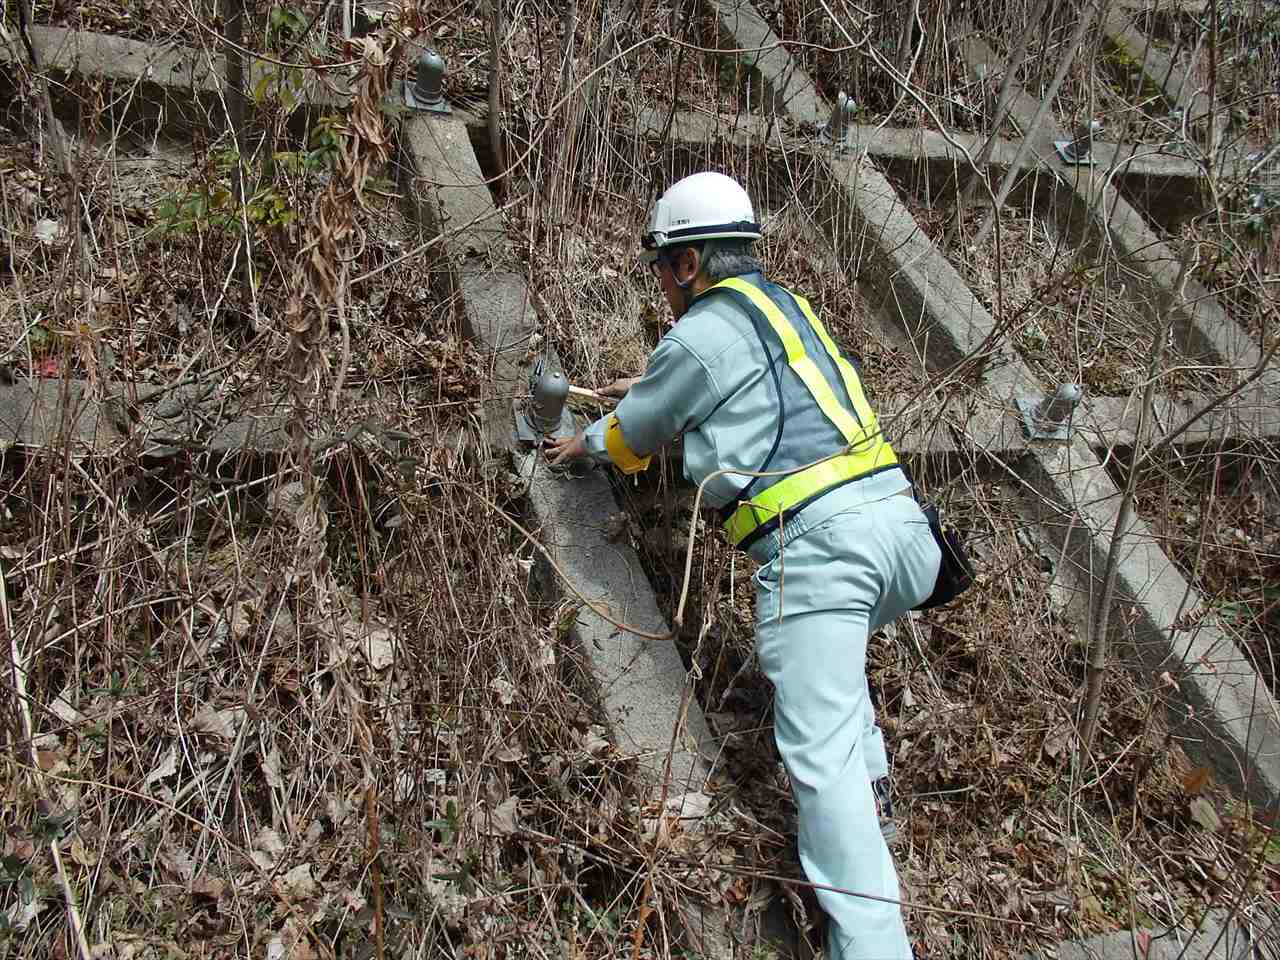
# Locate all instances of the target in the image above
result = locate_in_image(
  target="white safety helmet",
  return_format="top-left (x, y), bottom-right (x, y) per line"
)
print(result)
top-left (641, 171), bottom-right (761, 263)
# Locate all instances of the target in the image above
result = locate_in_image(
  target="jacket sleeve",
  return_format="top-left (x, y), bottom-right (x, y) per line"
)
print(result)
top-left (583, 335), bottom-right (721, 473)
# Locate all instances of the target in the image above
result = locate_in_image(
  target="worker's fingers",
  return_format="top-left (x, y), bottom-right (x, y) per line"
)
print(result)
top-left (544, 437), bottom-right (573, 465)
top-left (599, 377), bottom-right (635, 398)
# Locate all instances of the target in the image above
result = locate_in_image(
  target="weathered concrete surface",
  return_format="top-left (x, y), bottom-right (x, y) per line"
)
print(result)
top-left (1084, 389), bottom-right (1280, 452)
top-left (400, 115), bottom-right (527, 463)
top-left (401, 112), bottom-right (716, 799)
top-left (694, 5), bottom-right (1032, 393)
top-left (956, 33), bottom-right (1054, 144)
top-left (1100, 3), bottom-right (1223, 141)
top-left (844, 122), bottom-right (1209, 220)
top-left (0, 378), bottom-right (123, 453)
top-left (823, 152), bottom-right (1037, 387)
top-left (0, 378), bottom-right (395, 455)
top-left (521, 454), bottom-right (711, 793)
top-left (621, 102), bottom-right (1210, 229)
top-left (1024, 910), bottom-right (1256, 960)
top-left (872, 389), bottom-right (1280, 461)
top-left (686, 24), bottom-right (1034, 396)
top-left (2, 26), bottom-right (343, 137)
top-left (400, 116), bottom-right (506, 270)
top-left (706, 0), bottom-right (825, 125)
top-left (956, 36), bottom-right (1280, 400)
top-left (1020, 437), bottom-right (1280, 813)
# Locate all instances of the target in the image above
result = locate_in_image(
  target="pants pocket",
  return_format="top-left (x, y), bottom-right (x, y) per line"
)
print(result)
top-left (753, 556), bottom-right (780, 622)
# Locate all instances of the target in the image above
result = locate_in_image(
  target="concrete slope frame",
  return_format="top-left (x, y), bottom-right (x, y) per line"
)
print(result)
top-left (5, 20), bottom-right (716, 800)
top-left (704, 0), bottom-right (1280, 811)
top-left (9, 18), bottom-right (1280, 954)
top-left (390, 91), bottom-right (722, 799)
top-left (6, 24), bottom-right (735, 955)
top-left (956, 32), bottom-right (1279, 404)
top-left (10, 8), bottom-right (1279, 807)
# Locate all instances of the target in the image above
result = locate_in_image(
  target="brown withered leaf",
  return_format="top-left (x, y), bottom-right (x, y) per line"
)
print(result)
top-left (1181, 766), bottom-right (1211, 796)
top-left (1189, 796), bottom-right (1222, 833)
top-left (191, 874), bottom-right (225, 901)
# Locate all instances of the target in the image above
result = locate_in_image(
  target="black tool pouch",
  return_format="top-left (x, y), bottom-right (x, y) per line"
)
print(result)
top-left (912, 498), bottom-right (975, 610)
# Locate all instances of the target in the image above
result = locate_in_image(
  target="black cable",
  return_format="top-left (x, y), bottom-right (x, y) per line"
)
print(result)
top-left (728, 303), bottom-right (785, 508)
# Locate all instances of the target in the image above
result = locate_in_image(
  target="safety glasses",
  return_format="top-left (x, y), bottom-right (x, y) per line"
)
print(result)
top-left (642, 248), bottom-right (667, 279)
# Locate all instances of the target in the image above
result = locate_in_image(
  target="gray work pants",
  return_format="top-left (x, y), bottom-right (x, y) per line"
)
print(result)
top-left (751, 488), bottom-right (940, 960)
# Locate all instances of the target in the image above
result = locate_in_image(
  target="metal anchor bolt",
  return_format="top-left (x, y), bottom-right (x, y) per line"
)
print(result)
top-left (1054, 120), bottom-right (1102, 165)
top-left (405, 48), bottom-right (451, 114)
top-left (514, 358), bottom-right (576, 445)
top-left (1017, 383), bottom-right (1083, 441)
top-left (819, 91), bottom-right (857, 149)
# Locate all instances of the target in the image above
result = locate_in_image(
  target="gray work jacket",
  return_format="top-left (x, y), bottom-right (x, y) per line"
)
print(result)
top-left (583, 271), bottom-right (907, 520)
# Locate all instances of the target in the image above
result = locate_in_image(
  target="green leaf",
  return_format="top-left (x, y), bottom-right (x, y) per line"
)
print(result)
top-left (1265, 836), bottom-right (1280, 865)
top-left (33, 808), bottom-right (76, 842)
top-left (27, 324), bottom-right (52, 349)
top-left (252, 73), bottom-right (273, 105)
top-left (424, 819), bottom-right (454, 844)
top-left (0, 854), bottom-right (25, 879)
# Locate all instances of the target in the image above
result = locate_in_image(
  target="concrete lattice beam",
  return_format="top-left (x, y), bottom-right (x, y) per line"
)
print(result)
top-left (10, 17), bottom-right (1278, 810)
top-left (0, 379), bottom-right (424, 457)
top-left (706, 0), bottom-right (1280, 813)
top-left (845, 122), bottom-right (1210, 231)
top-left (956, 35), bottom-right (1280, 406)
top-left (1099, 3), bottom-right (1224, 137)
top-left (704, 0), bottom-right (826, 125)
top-left (692, 5), bottom-right (1034, 394)
top-left (7, 20), bottom-right (717, 813)
top-left (400, 114), bottom-right (717, 804)
top-left (0, 25), bottom-right (344, 137)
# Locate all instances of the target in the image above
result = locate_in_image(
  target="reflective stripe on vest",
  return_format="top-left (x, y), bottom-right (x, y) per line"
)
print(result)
top-left (710, 277), bottom-right (898, 546)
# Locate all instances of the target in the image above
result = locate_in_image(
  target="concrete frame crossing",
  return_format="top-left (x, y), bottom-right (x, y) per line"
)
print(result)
top-left (6, 9), bottom-right (1279, 955)
top-left (705, 0), bottom-right (1280, 815)
top-left (10, 0), bottom-right (1279, 809)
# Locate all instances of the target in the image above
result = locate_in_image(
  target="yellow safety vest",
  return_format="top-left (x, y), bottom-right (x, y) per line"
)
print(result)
top-left (710, 277), bottom-right (899, 547)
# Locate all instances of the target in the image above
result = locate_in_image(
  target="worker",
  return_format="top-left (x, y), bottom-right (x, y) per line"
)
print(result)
top-left (545, 171), bottom-right (939, 960)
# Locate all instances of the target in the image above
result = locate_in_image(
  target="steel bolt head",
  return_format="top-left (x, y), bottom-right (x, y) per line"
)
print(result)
top-left (413, 48), bottom-right (446, 105)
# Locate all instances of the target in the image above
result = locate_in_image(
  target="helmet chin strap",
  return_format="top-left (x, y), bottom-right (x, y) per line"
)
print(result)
top-left (671, 240), bottom-right (716, 312)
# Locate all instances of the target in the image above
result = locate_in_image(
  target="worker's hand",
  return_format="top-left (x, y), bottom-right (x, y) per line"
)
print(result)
top-left (545, 429), bottom-right (588, 466)
top-left (599, 377), bottom-right (639, 398)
